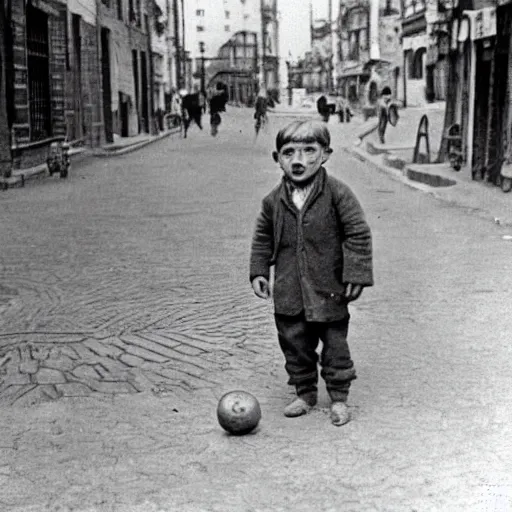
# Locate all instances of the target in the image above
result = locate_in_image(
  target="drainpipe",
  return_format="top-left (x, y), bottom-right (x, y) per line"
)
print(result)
top-left (466, 38), bottom-right (476, 173)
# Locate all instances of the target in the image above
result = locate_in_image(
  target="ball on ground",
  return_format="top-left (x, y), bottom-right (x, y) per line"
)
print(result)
top-left (217, 390), bottom-right (261, 435)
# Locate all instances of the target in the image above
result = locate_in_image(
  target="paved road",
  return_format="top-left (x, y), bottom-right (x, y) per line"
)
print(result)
top-left (1, 109), bottom-right (511, 511)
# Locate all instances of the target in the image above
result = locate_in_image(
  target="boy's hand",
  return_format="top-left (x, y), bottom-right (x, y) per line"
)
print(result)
top-left (252, 277), bottom-right (271, 299)
top-left (344, 283), bottom-right (363, 302)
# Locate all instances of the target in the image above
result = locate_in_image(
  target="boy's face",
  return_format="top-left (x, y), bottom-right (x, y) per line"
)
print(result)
top-left (275, 141), bottom-right (331, 184)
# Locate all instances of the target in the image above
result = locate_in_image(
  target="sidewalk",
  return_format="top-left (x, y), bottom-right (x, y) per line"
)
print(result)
top-left (0, 128), bottom-right (180, 190)
top-left (348, 105), bottom-right (512, 228)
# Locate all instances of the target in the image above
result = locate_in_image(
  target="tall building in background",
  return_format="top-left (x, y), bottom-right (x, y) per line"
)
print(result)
top-left (182, 0), bottom-right (279, 98)
top-left (183, 0), bottom-right (259, 83)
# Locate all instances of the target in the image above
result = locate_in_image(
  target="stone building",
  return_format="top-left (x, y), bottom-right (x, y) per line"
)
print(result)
top-left (98, 0), bottom-right (154, 141)
top-left (66, 0), bottom-right (104, 146)
top-left (8, 0), bottom-right (69, 168)
top-left (183, 0), bottom-right (278, 93)
top-left (401, 0), bottom-right (450, 106)
top-left (206, 30), bottom-right (259, 105)
top-left (337, 0), bottom-right (402, 105)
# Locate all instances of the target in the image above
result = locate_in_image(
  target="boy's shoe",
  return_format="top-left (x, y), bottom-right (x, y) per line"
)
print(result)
top-left (330, 401), bottom-right (350, 426)
top-left (284, 396), bottom-right (316, 418)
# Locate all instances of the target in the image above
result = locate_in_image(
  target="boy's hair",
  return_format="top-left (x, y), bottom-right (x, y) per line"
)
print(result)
top-left (381, 86), bottom-right (392, 96)
top-left (275, 120), bottom-right (331, 152)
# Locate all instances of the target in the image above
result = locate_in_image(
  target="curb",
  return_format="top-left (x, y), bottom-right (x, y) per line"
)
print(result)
top-left (1, 129), bottom-right (180, 190)
top-left (346, 143), bottom-right (512, 227)
top-left (92, 128), bottom-right (180, 158)
top-left (345, 145), bottom-right (459, 196)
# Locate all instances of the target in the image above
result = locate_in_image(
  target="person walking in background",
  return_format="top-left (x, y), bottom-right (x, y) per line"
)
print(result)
top-left (316, 95), bottom-right (331, 123)
top-left (181, 88), bottom-right (204, 139)
top-left (377, 86), bottom-right (393, 144)
top-left (208, 82), bottom-right (228, 137)
top-left (336, 96), bottom-right (352, 124)
top-left (254, 85), bottom-right (275, 136)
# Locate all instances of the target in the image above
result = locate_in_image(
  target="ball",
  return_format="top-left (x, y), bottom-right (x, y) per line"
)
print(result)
top-left (217, 390), bottom-right (261, 435)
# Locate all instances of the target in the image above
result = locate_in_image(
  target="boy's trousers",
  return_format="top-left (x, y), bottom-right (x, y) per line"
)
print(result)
top-left (274, 312), bottom-right (357, 402)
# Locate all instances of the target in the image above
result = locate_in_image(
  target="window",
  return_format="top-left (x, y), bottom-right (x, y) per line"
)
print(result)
top-left (196, 9), bottom-right (204, 16)
top-left (403, 0), bottom-right (426, 18)
top-left (409, 48), bottom-right (425, 79)
top-left (225, 10), bottom-right (230, 18)
top-left (135, 0), bottom-right (141, 26)
top-left (347, 8), bottom-right (369, 61)
top-left (26, 4), bottom-right (51, 141)
top-left (197, 25), bottom-right (205, 32)
top-left (225, 25), bottom-right (230, 31)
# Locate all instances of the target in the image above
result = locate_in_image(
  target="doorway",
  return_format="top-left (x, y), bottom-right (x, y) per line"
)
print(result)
top-left (140, 51), bottom-right (149, 133)
top-left (101, 27), bottom-right (113, 143)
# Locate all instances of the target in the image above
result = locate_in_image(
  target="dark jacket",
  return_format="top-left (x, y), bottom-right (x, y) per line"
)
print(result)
top-left (250, 168), bottom-right (373, 322)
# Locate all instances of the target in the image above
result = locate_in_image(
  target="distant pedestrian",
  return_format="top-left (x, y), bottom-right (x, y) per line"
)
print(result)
top-left (316, 95), bottom-right (331, 123)
top-left (181, 87), bottom-right (205, 138)
top-left (377, 86), bottom-right (393, 144)
top-left (208, 82), bottom-right (228, 137)
top-left (250, 120), bottom-right (374, 426)
top-left (253, 85), bottom-right (275, 135)
top-left (336, 96), bottom-right (352, 123)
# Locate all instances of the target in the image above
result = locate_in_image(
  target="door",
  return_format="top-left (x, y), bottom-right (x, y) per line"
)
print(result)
top-left (72, 14), bottom-right (83, 139)
top-left (101, 27), bottom-right (113, 143)
top-left (140, 51), bottom-right (149, 133)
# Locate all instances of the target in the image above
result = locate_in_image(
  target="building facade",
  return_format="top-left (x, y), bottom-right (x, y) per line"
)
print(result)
top-left (337, 0), bottom-right (402, 105)
top-left (439, 0), bottom-right (507, 184)
top-left (66, 0), bottom-right (103, 146)
top-left (206, 30), bottom-right (259, 104)
top-left (183, 0), bottom-right (278, 94)
top-left (401, 0), bottom-right (449, 106)
top-left (98, 0), bottom-right (154, 142)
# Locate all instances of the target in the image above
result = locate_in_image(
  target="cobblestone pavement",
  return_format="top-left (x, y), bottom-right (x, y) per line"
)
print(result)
top-left (1, 110), bottom-right (512, 511)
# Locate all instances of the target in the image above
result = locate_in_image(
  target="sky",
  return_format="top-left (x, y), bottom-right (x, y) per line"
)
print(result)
top-left (278, 0), bottom-right (330, 61)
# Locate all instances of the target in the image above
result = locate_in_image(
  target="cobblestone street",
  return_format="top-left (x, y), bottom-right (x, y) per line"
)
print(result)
top-left (1, 109), bottom-right (512, 511)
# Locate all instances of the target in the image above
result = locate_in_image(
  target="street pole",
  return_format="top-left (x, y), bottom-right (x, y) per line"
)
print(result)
top-left (260, 0), bottom-right (266, 88)
top-left (172, 0), bottom-right (181, 89)
top-left (199, 41), bottom-right (205, 94)
top-left (180, 0), bottom-right (185, 89)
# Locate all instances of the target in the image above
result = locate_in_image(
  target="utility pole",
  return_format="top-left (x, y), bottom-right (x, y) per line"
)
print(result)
top-left (180, 0), bottom-right (185, 89)
top-left (260, 0), bottom-right (266, 88)
top-left (172, 0), bottom-right (181, 89)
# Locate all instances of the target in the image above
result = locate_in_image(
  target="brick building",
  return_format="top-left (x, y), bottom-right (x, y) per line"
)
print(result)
top-left (8, 0), bottom-right (68, 168)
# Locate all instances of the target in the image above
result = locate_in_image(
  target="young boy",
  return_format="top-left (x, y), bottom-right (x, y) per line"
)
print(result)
top-left (250, 120), bottom-right (373, 426)
top-left (377, 86), bottom-right (392, 144)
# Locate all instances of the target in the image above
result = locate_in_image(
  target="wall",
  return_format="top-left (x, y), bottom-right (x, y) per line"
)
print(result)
top-left (65, 0), bottom-right (104, 146)
top-left (99, 0), bottom-right (152, 136)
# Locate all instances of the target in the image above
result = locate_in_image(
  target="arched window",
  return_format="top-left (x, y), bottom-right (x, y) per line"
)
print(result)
top-left (410, 48), bottom-right (426, 79)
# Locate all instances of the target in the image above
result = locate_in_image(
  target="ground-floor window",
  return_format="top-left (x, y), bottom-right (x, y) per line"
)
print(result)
top-left (26, 3), bottom-right (51, 141)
